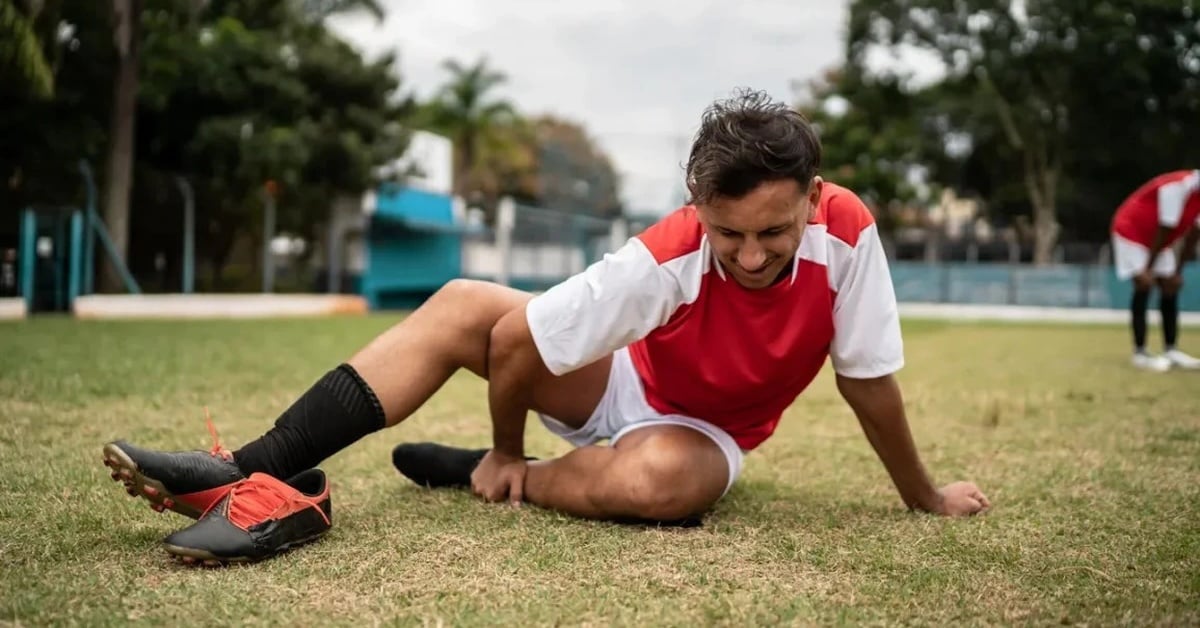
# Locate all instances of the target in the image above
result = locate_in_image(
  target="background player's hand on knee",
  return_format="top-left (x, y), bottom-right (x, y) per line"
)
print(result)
top-left (1162, 272), bottom-right (1184, 292)
top-left (470, 449), bottom-right (528, 505)
top-left (1134, 270), bottom-right (1155, 290)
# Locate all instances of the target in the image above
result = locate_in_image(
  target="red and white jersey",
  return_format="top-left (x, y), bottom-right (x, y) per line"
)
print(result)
top-left (525, 182), bottom-right (904, 450)
top-left (1111, 170), bottom-right (1200, 247)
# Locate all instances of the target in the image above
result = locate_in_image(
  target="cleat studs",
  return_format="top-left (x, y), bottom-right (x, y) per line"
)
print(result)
top-left (126, 488), bottom-right (138, 497)
top-left (181, 556), bottom-right (197, 565)
top-left (110, 472), bottom-right (120, 481)
top-left (202, 559), bottom-right (222, 567)
top-left (143, 486), bottom-right (158, 497)
top-left (118, 469), bottom-right (133, 480)
top-left (151, 503), bottom-right (164, 512)
top-left (162, 498), bottom-right (175, 508)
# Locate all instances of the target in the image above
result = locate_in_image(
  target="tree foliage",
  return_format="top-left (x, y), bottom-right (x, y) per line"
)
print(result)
top-left (2, 0), bottom-right (623, 291)
top-left (813, 0), bottom-right (1200, 261)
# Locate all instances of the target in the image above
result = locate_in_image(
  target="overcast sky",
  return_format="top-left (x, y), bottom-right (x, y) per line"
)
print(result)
top-left (326, 0), bottom-right (854, 213)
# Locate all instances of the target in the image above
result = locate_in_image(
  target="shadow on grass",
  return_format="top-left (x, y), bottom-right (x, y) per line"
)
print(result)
top-left (377, 476), bottom-right (904, 535)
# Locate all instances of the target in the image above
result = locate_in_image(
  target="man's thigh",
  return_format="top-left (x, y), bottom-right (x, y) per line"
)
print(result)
top-left (528, 354), bottom-right (613, 430)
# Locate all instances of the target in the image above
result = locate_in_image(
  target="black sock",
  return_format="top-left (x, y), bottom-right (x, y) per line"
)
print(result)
top-left (234, 364), bottom-right (386, 479)
top-left (1161, 292), bottom-right (1179, 349)
top-left (1131, 289), bottom-right (1150, 352)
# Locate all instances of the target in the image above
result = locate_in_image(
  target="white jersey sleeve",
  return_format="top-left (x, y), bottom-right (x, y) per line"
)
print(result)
top-left (827, 222), bottom-right (905, 378)
top-left (1158, 172), bottom-right (1199, 228)
top-left (525, 237), bottom-right (696, 376)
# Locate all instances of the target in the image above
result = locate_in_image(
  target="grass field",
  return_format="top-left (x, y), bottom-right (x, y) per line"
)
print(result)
top-left (1, 314), bottom-right (1198, 626)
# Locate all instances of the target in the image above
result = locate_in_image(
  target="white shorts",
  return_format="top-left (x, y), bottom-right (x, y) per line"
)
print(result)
top-left (537, 347), bottom-right (745, 496)
top-left (1112, 233), bottom-right (1177, 280)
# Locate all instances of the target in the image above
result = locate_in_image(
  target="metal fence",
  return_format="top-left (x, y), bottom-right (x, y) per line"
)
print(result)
top-left (464, 205), bottom-right (1200, 312)
top-left (461, 199), bottom-right (626, 291)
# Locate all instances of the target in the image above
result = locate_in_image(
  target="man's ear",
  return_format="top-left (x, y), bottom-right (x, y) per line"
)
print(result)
top-left (807, 176), bottom-right (824, 206)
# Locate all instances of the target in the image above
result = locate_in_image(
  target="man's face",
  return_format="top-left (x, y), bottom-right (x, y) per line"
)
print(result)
top-left (697, 178), bottom-right (820, 290)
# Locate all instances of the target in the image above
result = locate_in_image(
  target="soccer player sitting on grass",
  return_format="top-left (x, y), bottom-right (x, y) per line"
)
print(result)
top-left (101, 89), bottom-right (991, 566)
top-left (1109, 170), bottom-right (1200, 372)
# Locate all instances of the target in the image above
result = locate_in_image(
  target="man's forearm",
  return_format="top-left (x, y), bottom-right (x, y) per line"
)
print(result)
top-left (1178, 227), bottom-right (1199, 267)
top-left (836, 374), bottom-right (942, 512)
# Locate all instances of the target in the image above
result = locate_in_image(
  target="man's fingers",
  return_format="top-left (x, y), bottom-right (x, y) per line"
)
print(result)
top-left (509, 474), bottom-right (524, 507)
top-left (975, 492), bottom-right (991, 509)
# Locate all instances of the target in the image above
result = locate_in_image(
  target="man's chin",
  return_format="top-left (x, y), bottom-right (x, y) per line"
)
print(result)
top-left (733, 271), bottom-right (777, 290)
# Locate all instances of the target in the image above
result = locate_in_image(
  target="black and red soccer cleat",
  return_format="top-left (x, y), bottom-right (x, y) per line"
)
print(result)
top-left (162, 468), bottom-right (332, 566)
top-left (102, 412), bottom-right (244, 518)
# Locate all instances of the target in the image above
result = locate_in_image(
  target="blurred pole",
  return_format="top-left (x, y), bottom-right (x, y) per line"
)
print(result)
top-left (940, 263), bottom-right (951, 303)
top-left (1080, 261), bottom-right (1091, 307)
top-left (54, 214), bottom-right (65, 311)
top-left (1007, 239), bottom-right (1020, 304)
top-left (327, 216), bottom-right (341, 294)
top-left (496, 197), bottom-right (515, 287)
top-left (20, 209), bottom-right (36, 313)
top-left (609, 216), bottom-right (629, 253)
top-left (68, 210), bottom-right (83, 309)
top-left (78, 160), bottom-right (96, 295)
top-left (262, 186), bottom-right (276, 293)
top-left (175, 176), bottom-right (195, 294)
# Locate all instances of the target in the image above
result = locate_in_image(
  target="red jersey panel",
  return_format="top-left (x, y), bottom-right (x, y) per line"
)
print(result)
top-left (1111, 170), bottom-right (1200, 246)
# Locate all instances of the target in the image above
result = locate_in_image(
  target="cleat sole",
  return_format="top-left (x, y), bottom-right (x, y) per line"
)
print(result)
top-left (163, 529), bottom-right (329, 567)
top-left (101, 443), bottom-right (203, 519)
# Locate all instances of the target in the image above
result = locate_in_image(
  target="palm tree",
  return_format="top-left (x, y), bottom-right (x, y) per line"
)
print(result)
top-left (423, 56), bottom-right (516, 201)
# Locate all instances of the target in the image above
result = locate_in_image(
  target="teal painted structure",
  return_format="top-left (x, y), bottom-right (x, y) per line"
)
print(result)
top-left (360, 184), bottom-right (481, 310)
top-left (16, 161), bottom-right (142, 314)
top-left (20, 207), bottom-right (83, 313)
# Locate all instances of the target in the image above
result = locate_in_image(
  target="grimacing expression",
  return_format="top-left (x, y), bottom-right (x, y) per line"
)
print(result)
top-left (698, 178), bottom-right (821, 290)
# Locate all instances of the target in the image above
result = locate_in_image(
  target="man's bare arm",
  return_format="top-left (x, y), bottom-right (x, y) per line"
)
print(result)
top-left (469, 306), bottom-right (546, 504)
top-left (835, 373), bottom-right (941, 512)
top-left (835, 373), bottom-right (989, 516)
top-left (486, 307), bottom-right (542, 459)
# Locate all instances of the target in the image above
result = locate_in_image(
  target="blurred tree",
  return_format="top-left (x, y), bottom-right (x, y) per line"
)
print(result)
top-left (469, 115), bottom-right (541, 208)
top-left (99, 0), bottom-right (141, 291)
top-left (133, 0), bottom-right (411, 287)
top-left (417, 56), bottom-right (517, 207)
top-left (795, 66), bottom-right (935, 236)
top-left (0, 0), bottom-right (110, 218)
top-left (530, 115), bottom-right (623, 218)
top-left (0, 0), bottom-right (57, 100)
top-left (847, 0), bottom-right (1200, 261)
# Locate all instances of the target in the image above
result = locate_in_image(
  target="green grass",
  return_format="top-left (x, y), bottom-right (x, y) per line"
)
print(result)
top-left (2, 314), bottom-right (1198, 626)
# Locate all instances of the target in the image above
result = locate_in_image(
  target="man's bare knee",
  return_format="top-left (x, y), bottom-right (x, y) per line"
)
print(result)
top-left (596, 431), bottom-right (726, 521)
top-left (429, 279), bottom-right (512, 312)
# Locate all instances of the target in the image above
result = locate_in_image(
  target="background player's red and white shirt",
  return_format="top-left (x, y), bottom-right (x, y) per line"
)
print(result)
top-left (525, 182), bottom-right (904, 450)
top-left (1111, 169), bottom-right (1200, 247)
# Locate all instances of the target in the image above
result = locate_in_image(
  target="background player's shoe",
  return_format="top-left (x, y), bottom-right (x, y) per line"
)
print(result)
top-left (1132, 352), bottom-right (1172, 372)
top-left (102, 415), bottom-right (244, 518)
top-left (1164, 348), bottom-right (1200, 370)
top-left (163, 469), bottom-right (331, 566)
